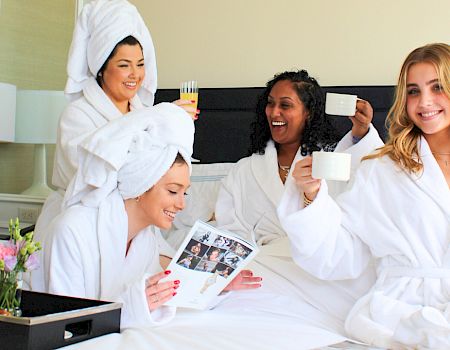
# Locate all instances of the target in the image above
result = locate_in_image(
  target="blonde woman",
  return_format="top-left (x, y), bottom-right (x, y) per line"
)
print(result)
top-left (278, 43), bottom-right (450, 348)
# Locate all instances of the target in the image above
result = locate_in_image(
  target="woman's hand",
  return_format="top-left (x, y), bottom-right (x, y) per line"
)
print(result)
top-left (349, 99), bottom-right (373, 139)
top-left (173, 99), bottom-right (199, 120)
top-left (223, 269), bottom-right (262, 292)
top-left (292, 157), bottom-right (320, 201)
top-left (145, 270), bottom-right (179, 311)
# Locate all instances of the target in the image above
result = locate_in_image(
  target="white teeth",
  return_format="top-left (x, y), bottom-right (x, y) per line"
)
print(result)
top-left (124, 82), bottom-right (137, 87)
top-left (421, 110), bottom-right (440, 118)
top-left (272, 121), bottom-right (286, 126)
top-left (164, 210), bottom-right (175, 218)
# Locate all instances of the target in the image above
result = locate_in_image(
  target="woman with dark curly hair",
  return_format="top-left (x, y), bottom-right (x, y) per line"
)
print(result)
top-left (213, 69), bottom-right (383, 329)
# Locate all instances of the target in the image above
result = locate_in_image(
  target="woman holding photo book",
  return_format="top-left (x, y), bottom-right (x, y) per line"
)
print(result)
top-left (39, 104), bottom-right (261, 329)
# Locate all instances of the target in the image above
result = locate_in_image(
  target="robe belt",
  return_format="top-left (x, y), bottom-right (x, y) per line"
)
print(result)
top-left (376, 266), bottom-right (450, 289)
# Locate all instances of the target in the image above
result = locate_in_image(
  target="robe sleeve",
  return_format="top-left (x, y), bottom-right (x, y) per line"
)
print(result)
top-left (329, 124), bottom-right (384, 197)
top-left (58, 104), bottom-right (98, 177)
top-left (278, 163), bottom-right (374, 280)
top-left (45, 221), bottom-right (88, 297)
top-left (118, 274), bottom-right (176, 329)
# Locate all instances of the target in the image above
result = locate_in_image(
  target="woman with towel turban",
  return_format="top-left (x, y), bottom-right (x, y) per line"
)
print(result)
top-left (32, 0), bottom-right (190, 289)
top-left (39, 104), bottom-right (260, 328)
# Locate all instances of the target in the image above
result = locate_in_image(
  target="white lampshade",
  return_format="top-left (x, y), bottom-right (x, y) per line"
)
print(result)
top-left (15, 90), bottom-right (67, 197)
top-left (0, 82), bottom-right (17, 142)
top-left (15, 90), bottom-right (66, 144)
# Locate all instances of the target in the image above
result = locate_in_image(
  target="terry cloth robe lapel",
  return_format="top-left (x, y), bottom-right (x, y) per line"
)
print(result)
top-left (251, 141), bottom-right (303, 256)
top-left (411, 137), bottom-right (450, 221)
top-left (251, 141), bottom-right (302, 207)
top-left (97, 190), bottom-right (128, 300)
top-left (83, 77), bottom-right (143, 122)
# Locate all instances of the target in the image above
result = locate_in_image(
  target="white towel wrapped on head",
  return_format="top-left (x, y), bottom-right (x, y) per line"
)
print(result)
top-left (63, 103), bottom-right (194, 209)
top-left (65, 0), bottom-right (157, 106)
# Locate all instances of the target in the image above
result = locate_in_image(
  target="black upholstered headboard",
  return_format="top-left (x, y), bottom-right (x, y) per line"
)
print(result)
top-left (155, 86), bottom-right (395, 164)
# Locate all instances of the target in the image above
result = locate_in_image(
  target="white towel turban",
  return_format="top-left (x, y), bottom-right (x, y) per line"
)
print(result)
top-left (65, 0), bottom-right (157, 106)
top-left (63, 103), bottom-right (194, 209)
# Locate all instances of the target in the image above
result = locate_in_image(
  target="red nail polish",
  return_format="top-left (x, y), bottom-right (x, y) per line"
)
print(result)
top-left (174, 285), bottom-right (179, 289)
top-left (191, 100), bottom-right (196, 103)
top-left (174, 280), bottom-right (180, 285)
top-left (173, 292), bottom-right (177, 296)
top-left (164, 270), bottom-right (171, 275)
top-left (196, 109), bottom-right (200, 113)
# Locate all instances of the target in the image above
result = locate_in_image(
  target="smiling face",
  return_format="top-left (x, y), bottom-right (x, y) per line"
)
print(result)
top-left (100, 44), bottom-right (145, 113)
top-left (138, 162), bottom-right (190, 230)
top-left (406, 62), bottom-right (450, 139)
top-left (265, 80), bottom-right (309, 148)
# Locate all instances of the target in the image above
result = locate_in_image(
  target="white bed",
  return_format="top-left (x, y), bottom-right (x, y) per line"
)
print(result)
top-left (6, 163), bottom-right (371, 350)
top-left (64, 254), bottom-right (350, 350)
top-left (63, 163), bottom-right (372, 350)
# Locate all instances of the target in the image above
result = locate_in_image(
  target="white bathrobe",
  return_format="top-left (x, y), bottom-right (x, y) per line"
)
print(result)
top-left (42, 190), bottom-right (175, 329)
top-left (278, 136), bottom-right (450, 349)
top-left (215, 126), bottom-right (383, 327)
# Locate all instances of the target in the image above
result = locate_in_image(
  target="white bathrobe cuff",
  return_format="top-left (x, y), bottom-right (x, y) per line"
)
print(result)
top-left (119, 274), bottom-right (176, 329)
top-left (335, 124), bottom-right (383, 160)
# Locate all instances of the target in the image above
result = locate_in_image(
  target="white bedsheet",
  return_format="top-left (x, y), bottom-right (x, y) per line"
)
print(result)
top-left (64, 300), bottom-right (347, 350)
top-left (63, 254), bottom-right (352, 350)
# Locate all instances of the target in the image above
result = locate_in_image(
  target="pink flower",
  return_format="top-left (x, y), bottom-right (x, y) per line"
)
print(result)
top-left (0, 242), bottom-right (16, 260)
top-left (4, 255), bottom-right (17, 272)
top-left (24, 252), bottom-right (40, 271)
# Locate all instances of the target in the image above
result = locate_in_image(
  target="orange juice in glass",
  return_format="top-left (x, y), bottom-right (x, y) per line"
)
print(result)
top-left (180, 80), bottom-right (198, 118)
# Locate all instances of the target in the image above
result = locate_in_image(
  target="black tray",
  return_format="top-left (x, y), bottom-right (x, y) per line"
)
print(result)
top-left (0, 290), bottom-right (121, 349)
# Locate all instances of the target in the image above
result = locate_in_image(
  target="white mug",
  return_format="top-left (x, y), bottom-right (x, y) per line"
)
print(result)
top-left (312, 151), bottom-right (351, 181)
top-left (325, 92), bottom-right (357, 116)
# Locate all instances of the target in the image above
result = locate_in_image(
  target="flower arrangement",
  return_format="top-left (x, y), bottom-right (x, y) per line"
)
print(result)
top-left (0, 218), bottom-right (41, 316)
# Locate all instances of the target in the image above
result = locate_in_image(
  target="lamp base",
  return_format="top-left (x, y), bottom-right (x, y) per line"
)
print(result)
top-left (20, 144), bottom-right (53, 198)
top-left (21, 183), bottom-right (53, 198)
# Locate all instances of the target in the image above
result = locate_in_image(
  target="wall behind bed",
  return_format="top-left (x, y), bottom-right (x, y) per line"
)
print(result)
top-left (134, 0), bottom-right (449, 88)
top-left (155, 86), bottom-right (394, 163)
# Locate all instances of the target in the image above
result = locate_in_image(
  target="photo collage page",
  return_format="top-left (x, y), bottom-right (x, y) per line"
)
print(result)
top-left (175, 225), bottom-right (253, 279)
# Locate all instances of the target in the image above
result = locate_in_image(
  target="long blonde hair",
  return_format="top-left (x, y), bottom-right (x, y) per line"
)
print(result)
top-left (364, 43), bottom-right (450, 173)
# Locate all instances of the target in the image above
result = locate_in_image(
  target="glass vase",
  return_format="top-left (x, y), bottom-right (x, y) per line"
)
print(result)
top-left (0, 271), bottom-right (23, 317)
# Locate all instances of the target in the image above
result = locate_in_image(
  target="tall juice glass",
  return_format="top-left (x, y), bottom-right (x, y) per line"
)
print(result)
top-left (180, 80), bottom-right (198, 118)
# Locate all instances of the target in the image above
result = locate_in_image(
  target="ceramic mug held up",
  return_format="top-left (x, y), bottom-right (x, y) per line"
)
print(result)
top-left (312, 151), bottom-right (351, 182)
top-left (325, 93), bottom-right (358, 116)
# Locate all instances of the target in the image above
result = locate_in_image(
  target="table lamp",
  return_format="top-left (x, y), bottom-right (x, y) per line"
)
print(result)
top-left (0, 82), bottom-right (17, 142)
top-left (15, 90), bottom-right (67, 197)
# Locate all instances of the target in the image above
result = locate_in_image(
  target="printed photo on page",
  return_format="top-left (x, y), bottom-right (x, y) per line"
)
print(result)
top-left (163, 220), bottom-right (259, 310)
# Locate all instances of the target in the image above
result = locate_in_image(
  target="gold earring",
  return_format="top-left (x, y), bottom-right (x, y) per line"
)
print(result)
top-left (135, 196), bottom-right (140, 202)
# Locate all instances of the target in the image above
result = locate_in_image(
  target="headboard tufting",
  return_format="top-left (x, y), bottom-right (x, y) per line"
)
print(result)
top-left (155, 86), bottom-right (395, 164)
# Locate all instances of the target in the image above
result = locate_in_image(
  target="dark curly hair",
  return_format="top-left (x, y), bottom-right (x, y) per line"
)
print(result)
top-left (250, 70), bottom-right (339, 156)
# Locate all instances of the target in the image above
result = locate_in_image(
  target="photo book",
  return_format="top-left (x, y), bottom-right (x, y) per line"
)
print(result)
top-left (163, 220), bottom-right (259, 310)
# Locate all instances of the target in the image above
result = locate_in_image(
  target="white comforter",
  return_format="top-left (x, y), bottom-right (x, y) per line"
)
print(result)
top-left (63, 248), bottom-right (350, 350)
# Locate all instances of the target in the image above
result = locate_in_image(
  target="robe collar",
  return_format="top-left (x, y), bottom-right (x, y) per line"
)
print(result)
top-left (251, 141), bottom-right (304, 207)
top-left (97, 190), bottom-right (128, 300)
top-left (83, 77), bottom-right (144, 122)
top-left (409, 136), bottom-right (450, 219)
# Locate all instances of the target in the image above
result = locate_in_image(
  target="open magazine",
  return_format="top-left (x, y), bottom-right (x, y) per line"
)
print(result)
top-left (163, 220), bottom-right (259, 310)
